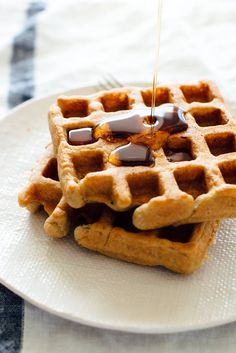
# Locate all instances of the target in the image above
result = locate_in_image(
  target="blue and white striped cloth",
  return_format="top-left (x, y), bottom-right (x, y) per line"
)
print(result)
top-left (1, 1), bottom-right (236, 352)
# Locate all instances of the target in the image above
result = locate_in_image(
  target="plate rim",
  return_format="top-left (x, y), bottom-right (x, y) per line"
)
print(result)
top-left (0, 83), bottom-right (235, 334)
top-left (1, 275), bottom-right (236, 334)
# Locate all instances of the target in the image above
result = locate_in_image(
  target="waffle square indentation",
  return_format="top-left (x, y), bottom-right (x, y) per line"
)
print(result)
top-left (58, 98), bottom-right (89, 118)
top-left (100, 92), bottom-right (130, 112)
top-left (141, 87), bottom-right (170, 107)
top-left (43, 158), bottom-right (59, 181)
top-left (219, 160), bottom-right (236, 185)
top-left (174, 166), bottom-right (208, 199)
top-left (181, 82), bottom-right (213, 103)
top-left (72, 151), bottom-right (104, 179)
top-left (164, 137), bottom-right (194, 162)
top-left (191, 108), bottom-right (227, 127)
top-left (127, 172), bottom-right (162, 204)
top-left (205, 132), bottom-right (235, 156)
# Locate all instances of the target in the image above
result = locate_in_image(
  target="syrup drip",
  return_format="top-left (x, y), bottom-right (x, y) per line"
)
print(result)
top-left (150, 0), bottom-right (163, 126)
top-left (68, 127), bottom-right (94, 146)
top-left (67, 1), bottom-right (167, 168)
top-left (109, 142), bottom-right (154, 167)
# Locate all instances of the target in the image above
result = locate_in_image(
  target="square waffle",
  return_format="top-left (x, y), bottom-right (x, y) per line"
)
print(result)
top-left (74, 206), bottom-right (219, 274)
top-left (18, 148), bottom-right (219, 274)
top-left (18, 145), bottom-right (73, 237)
top-left (49, 81), bottom-right (236, 229)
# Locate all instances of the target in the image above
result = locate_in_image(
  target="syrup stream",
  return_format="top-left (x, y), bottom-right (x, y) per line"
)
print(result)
top-left (150, 0), bottom-right (163, 126)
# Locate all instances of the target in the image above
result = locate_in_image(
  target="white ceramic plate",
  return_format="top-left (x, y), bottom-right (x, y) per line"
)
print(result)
top-left (0, 84), bottom-right (236, 334)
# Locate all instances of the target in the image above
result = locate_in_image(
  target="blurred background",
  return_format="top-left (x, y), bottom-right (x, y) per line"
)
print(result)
top-left (1, 0), bottom-right (236, 113)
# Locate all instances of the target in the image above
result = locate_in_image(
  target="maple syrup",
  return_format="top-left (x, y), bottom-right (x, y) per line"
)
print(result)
top-left (68, 1), bottom-right (191, 168)
top-left (95, 105), bottom-right (187, 141)
top-left (150, 0), bottom-right (163, 125)
top-left (165, 149), bottom-right (192, 162)
top-left (152, 104), bottom-right (187, 133)
top-left (109, 142), bottom-right (154, 167)
top-left (94, 110), bottom-right (148, 141)
top-left (68, 128), bottom-right (94, 145)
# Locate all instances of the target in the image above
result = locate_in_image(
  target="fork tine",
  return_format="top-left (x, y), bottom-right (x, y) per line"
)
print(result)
top-left (100, 77), bottom-right (114, 90)
top-left (98, 73), bottom-right (123, 91)
top-left (104, 72), bottom-right (123, 88)
top-left (98, 80), bottom-right (111, 91)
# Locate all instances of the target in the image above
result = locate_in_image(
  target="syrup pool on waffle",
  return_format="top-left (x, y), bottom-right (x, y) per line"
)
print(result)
top-left (95, 104), bottom-right (188, 166)
top-left (164, 149), bottom-right (192, 163)
top-left (109, 142), bottom-right (154, 167)
top-left (68, 127), bottom-right (94, 145)
top-left (68, 104), bottom-right (189, 167)
top-left (94, 104), bottom-right (187, 138)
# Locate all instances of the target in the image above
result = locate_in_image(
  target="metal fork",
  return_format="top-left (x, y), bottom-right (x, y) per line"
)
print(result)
top-left (98, 72), bottom-right (123, 90)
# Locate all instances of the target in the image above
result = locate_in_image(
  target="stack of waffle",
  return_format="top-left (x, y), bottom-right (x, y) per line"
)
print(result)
top-left (18, 81), bottom-right (236, 273)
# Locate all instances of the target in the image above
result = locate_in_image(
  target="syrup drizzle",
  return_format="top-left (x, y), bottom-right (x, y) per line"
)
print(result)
top-left (67, 1), bottom-right (174, 168)
top-left (150, 0), bottom-right (163, 126)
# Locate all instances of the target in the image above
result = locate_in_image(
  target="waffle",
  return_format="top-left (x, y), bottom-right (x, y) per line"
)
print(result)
top-left (18, 147), bottom-right (219, 273)
top-left (75, 206), bottom-right (219, 274)
top-left (18, 145), bottom-right (73, 237)
top-left (49, 81), bottom-right (236, 229)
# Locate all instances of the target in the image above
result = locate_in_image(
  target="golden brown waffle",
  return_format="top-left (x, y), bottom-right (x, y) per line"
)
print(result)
top-left (49, 81), bottom-right (236, 229)
top-left (74, 206), bottom-right (219, 274)
top-left (18, 145), bottom-right (73, 238)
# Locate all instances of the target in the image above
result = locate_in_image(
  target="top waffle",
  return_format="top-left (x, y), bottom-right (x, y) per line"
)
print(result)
top-left (48, 81), bottom-right (236, 229)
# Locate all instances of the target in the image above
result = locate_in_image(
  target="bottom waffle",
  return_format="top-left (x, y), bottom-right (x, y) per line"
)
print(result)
top-left (18, 145), bottom-right (74, 237)
top-left (75, 207), bottom-right (219, 274)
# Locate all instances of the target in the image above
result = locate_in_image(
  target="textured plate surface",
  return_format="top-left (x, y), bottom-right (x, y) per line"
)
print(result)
top-left (0, 84), bottom-right (236, 334)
